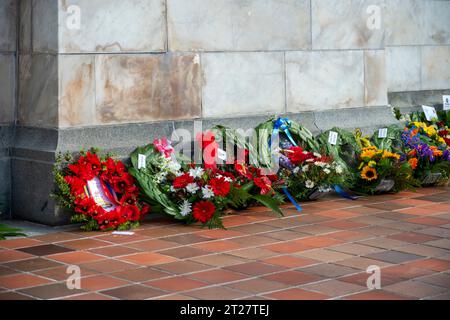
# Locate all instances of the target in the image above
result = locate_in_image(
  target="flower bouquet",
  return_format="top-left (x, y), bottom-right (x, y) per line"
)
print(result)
top-left (279, 146), bottom-right (347, 201)
top-left (370, 125), bottom-right (404, 152)
top-left (316, 127), bottom-right (361, 175)
top-left (255, 117), bottom-right (320, 168)
top-left (401, 122), bottom-right (450, 186)
top-left (129, 135), bottom-right (284, 229)
top-left (53, 150), bottom-right (149, 231)
top-left (352, 146), bottom-right (416, 194)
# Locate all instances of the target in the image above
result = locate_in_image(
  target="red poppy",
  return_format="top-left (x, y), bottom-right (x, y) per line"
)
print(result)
top-left (65, 175), bottom-right (87, 195)
top-left (192, 201), bottom-right (216, 223)
top-left (118, 205), bottom-right (141, 221)
top-left (119, 193), bottom-right (138, 206)
top-left (253, 176), bottom-right (272, 195)
top-left (74, 197), bottom-right (97, 215)
top-left (173, 173), bottom-right (194, 189)
top-left (209, 177), bottom-right (231, 197)
top-left (112, 173), bottom-right (135, 193)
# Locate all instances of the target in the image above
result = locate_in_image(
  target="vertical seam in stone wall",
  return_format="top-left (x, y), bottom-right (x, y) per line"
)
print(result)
top-left (199, 52), bottom-right (204, 118)
top-left (363, 50), bottom-right (367, 107)
top-left (93, 54), bottom-right (98, 125)
top-left (10, 0), bottom-right (21, 218)
top-left (309, 0), bottom-right (313, 49)
top-left (164, 0), bottom-right (169, 52)
top-left (419, 46), bottom-right (423, 90)
top-left (283, 51), bottom-right (287, 114)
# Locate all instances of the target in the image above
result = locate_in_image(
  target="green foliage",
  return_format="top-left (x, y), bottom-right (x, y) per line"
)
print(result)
top-left (0, 224), bottom-right (26, 240)
top-left (251, 194), bottom-right (284, 217)
top-left (371, 125), bottom-right (403, 152)
top-left (51, 152), bottom-right (76, 210)
top-left (316, 127), bottom-right (360, 173)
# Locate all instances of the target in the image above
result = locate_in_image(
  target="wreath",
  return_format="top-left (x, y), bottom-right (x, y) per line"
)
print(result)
top-left (53, 150), bottom-right (149, 231)
top-left (129, 135), bottom-right (284, 229)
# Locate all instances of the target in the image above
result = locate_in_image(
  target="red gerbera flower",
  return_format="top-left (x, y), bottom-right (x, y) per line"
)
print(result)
top-left (192, 201), bottom-right (216, 223)
top-left (173, 173), bottom-right (194, 189)
top-left (209, 177), bottom-right (231, 197)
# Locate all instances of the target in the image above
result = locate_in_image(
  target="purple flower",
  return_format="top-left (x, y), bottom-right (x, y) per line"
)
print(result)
top-left (443, 150), bottom-right (450, 162)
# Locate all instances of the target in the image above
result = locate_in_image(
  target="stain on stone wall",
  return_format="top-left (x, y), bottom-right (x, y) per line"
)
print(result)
top-left (95, 53), bottom-right (201, 124)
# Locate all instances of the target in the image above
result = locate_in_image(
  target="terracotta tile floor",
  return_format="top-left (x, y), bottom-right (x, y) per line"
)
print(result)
top-left (0, 187), bottom-right (449, 300)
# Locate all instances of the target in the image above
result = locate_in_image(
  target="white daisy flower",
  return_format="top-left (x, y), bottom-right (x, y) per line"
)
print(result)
top-left (167, 161), bottom-right (181, 173)
top-left (324, 168), bottom-right (331, 174)
top-left (179, 200), bottom-right (192, 217)
top-left (314, 161), bottom-right (326, 167)
top-left (202, 186), bottom-right (215, 199)
top-left (189, 167), bottom-right (204, 178)
top-left (305, 180), bottom-right (315, 189)
top-left (186, 183), bottom-right (199, 194)
top-left (336, 165), bottom-right (343, 174)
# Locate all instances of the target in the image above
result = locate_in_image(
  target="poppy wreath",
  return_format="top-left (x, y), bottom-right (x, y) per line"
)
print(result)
top-left (53, 150), bottom-right (149, 231)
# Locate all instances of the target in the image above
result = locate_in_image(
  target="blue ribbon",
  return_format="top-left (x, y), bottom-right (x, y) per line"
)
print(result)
top-left (282, 187), bottom-right (302, 212)
top-left (270, 117), bottom-right (298, 148)
top-left (333, 185), bottom-right (357, 200)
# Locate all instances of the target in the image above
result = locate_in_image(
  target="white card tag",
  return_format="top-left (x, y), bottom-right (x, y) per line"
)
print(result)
top-left (217, 148), bottom-right (227, 161)
top-left (138, 154), bottom-right (146, 169)
top-left (378, 128), bottom-right (388, 138)
top-left (328, 131), bottom-right (338, 145)
top-left (422, 105), bottom-right (438, 121)
top-left (443, 95), bottom-right (450, 111)
top-left (112, 231), bottom-right (135, 236)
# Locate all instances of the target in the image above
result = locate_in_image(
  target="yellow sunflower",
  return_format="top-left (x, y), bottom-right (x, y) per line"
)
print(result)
top-left (382, 150), bottom-right (400, 160)
top-left (361, 166), bottom-right (378, 181)
top-left (360, 149), bottom-right (376, 158)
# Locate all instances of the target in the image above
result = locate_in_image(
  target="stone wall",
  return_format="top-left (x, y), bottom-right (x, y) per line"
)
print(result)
top-left (2, 0), bottom-right (450, 224)
top-left (0, 0), bottom-right (16, 217)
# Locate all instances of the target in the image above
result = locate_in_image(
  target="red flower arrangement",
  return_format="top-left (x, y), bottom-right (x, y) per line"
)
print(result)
top-left (53, 150), bottom-right (149, 231)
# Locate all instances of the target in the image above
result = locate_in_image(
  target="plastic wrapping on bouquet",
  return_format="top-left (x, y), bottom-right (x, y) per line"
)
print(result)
top-left (421, 172), bottom-right (442, 186)
top-left (307, 188), bottom-right (330, 201)
top-left (374, 179), bottom-right (395, 193)
top-left (280, 137), bottom-right (294, 149)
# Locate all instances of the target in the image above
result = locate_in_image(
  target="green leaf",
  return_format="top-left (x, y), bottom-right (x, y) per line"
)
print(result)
top-left (251, 194), bottom-right (284, 217)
